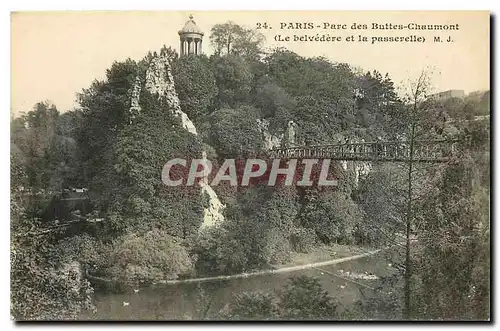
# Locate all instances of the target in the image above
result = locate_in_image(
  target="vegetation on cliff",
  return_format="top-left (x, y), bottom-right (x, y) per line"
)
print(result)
top-left (11, 21), bottom-right (490, 320)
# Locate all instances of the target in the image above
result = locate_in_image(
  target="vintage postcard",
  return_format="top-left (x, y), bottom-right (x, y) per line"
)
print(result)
top-left (10, 10), bottom-right (490, 321)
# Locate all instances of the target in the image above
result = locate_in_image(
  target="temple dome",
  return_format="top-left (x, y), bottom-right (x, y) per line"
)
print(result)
top-left (178, 15), bottom-right (204, 36)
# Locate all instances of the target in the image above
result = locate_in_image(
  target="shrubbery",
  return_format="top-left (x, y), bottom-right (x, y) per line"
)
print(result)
top-left (220, 275), bottom-right (338, 320)
top-left (11, 19), bottom-right (490, 320)
top-left (105, 229), bottom-right (193, 284)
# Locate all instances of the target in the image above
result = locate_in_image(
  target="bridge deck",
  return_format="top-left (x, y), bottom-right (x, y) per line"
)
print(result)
top-left (269, 139), bottom-right (458, 163)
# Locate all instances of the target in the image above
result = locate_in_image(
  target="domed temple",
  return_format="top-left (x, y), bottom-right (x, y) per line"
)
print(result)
top-left (178, 14), bottom-right (204, 56)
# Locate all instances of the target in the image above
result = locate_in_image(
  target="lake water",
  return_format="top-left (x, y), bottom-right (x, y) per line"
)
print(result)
top-left (81, 250), bottom-right (397, 320)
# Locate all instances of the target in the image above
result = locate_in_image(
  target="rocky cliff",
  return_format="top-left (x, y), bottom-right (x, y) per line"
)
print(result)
top-left (131, 52), bottom-right (225, 228)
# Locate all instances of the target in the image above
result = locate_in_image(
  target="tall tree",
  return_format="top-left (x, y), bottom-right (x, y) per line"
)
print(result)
top-left (208, 105), bottom-right (263, 159)
top-left (355, 70), bottom-right (404, 139)
top-left (77, 58), bottom-right (140, 188)
top-left (210, 55), bottom-right (254, 109)
top-left (399, 69), bottom-right (455, 319)
top-left (209, 22), bottom-right (264, 60)
top-left (171, 54), bottom-right (218, 122)
top-left (413, 110), bottom-right (490, 320)
top-left (11, 102), bottom-right (60, 193)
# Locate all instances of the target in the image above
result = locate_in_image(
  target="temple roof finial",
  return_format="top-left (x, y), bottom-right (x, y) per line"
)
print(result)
top-left (178, 14), bottom-right (204, 35)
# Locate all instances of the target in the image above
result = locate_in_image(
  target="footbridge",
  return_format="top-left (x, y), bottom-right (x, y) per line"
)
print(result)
top-left (270, 139), bottom-right (459, 163)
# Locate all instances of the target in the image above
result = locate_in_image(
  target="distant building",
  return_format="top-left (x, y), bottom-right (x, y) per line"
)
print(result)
top-left (429, 90), bottom-right (465, 101)
top-left (178, 14), bottom-right (204, 56)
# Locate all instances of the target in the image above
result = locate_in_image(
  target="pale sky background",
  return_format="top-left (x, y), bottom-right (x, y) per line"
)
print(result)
top-left (11, 10), bottom-right (490, 116)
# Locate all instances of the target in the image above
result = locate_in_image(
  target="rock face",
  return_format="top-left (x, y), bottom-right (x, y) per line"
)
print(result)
top-left (139, 52), bottom-right (225, 228)
top-left (200, 150), bottom-right (225, 227)
top-left (286, 120), bottom-right (298, 146)
top-left (351, 160), bottom-right (372, 185)
top-left (340, 137), bottom-right (372, 186)
top-left (255, 120), bottom-right (372, 186)
top-left (256, 119), bottom-right (283, 150)
top-left (145, 55), bottom-right (198, 135)
top-left (129, 76), bottom-right (142, 123)
top-left (256, 119), bottom-right (300, 151)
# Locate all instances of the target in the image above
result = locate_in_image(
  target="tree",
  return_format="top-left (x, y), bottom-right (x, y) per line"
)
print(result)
top-left (210, 54), bottom-right (254, 108)
top-left (278, 275), bottom-right (338, 319)
top-left (11, 102), bottom-right (60, 193)
top-left (76, 56), bottom-right (206, 237)
top-left (400, 70), bottom-right (435, 319)
top-left (221, 275), bottom-right (338, 320)
top-left (106, 229), bottom-right (193, 284)
top-left (355, 70), bottom-right (404, 139)
top-left (160, 45), bottom-right (179, 61)
top-left (102, 91), bottom-right (204, 236)
top-left (225, 292), bottom-right (277, 320)
top-left (171, 54), bottom-right (218, 122)
top-left (11, 198), bottom-right (94, 320)
top-left (300, 189), bottom-right (362, 245)
top-left (252, 78), bottom-right (297, 125)
top-left (208, 106), bottom-right (263, 158)
top-left (192, 184), bottom-right (300, 275)
top-left (77, 58), bottom-right (140, 188)
top-left (264, 51), bottom-right (359, 143)
top-left (355, 164), bottom-right (406, 246)
top-left (210, 22), bottom-right (264, 60)
top-left (413, 109), bottom-right (490, 320)
top-left (397, 69), bottom-right (474, 319)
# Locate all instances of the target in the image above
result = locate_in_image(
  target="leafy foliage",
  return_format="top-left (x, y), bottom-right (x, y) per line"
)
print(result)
top-left (106, 229), bottom-right (193, 284)
top-left (101, 92), bottom-right (204, 235)
top-left (10, 22), bottom-right (490, 320)
top-left (171, 54), bottom-right (218, 122)
top-left (209, 21), bottom-right (264, 60)
top-left (11, 202), bottom-right (94, 320)
top-left (222, 276), bottom-right (337, 320)
top-left (412, 120), bottom-right (490, 320)
top-left (211, 54), bottom-right (254, 108)
top-left (300, 189), bottom-right (362, 244)
top-left (355, 164), bottom-right (406, 245)
top-left (208, 106), bottom-right (263, 158)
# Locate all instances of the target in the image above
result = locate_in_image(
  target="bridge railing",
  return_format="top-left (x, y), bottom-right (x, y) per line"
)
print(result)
top-left (270, 139), bottom-right (459, 162)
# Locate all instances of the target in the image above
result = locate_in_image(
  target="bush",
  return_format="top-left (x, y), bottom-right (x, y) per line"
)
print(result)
top-left (11, 203), bottom-right (94, 320)
top-left (300, 190), bottom-right (361, 244)
top-left (106, 229), bottom-right (193, 284)
top-left (278, 276), bottom-right (338, 319)
top-left (11, 237), bottom-right (94, 320)
top-left (290, 227), bottom-right (317, 253)
top-left (223, 292), bottom-right (278, 320)
top-left (171, 55), bottom-right (218, 121)
top-left (190, 224), bottom-right (250, 275)
top-left (262, 229), bottom-right (292, 265)
top-left (221, 275), bottom-right (338, 320)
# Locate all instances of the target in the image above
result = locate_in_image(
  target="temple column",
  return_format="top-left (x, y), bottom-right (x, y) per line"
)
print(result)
top-left (189, 39), bottom-right (195, 54)
top-left (179, 15), bottom-right (204, 57)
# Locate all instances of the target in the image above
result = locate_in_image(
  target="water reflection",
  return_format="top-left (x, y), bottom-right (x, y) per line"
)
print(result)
top-left (82, 251), bottom-right (398, 321)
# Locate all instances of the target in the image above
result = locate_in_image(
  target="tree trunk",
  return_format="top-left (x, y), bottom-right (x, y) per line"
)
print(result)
top-left (404, 122), bottom-right (416, 319)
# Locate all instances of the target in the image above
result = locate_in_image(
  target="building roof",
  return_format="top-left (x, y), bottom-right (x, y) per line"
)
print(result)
top-left (178, 14), bottom-right (204, 36)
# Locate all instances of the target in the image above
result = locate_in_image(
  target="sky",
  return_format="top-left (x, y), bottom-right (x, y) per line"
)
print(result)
top-left (11, 10), bottom-right (490, 116)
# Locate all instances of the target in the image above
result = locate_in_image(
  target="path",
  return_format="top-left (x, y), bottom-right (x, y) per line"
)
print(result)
top-left (161, 247), bottom-right (387, 285)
